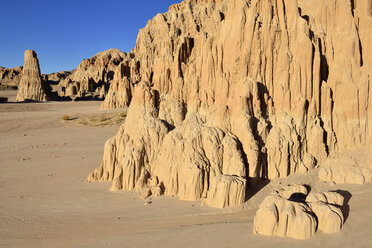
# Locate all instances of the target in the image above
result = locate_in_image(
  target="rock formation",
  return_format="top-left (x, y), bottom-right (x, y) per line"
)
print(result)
top-left (319, 155), bottom-right (372, 184)
top-left (46, 71), bottom-right (72, 85)
top-left (100, 58), bottom-right (139, 109)
top-left (0, 66), bottom-right (23, 88)
top-left (253, 185), bottom-right (345, 239)
top-left (89, 0), bottom-right (372, 207)
top-left (16, 50), bottom-right (48, 102)
top-left (88, 82), bottom-right (247, 208)
top-left (58, 49), bottom-right (128, 99)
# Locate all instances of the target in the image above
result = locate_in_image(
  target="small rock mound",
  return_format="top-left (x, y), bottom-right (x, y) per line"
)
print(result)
top-left (254, 185), bottom-right (346, 239)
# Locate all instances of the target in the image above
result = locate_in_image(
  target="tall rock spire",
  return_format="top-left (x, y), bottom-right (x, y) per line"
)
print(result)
top-left (16, 50), bottom-right (48, 102)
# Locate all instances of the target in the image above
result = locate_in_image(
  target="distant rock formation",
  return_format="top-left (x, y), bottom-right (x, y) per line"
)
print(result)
top-left (46, 71), bottom-right (72, 85)
top-left (16, 50), bottom-right (48, 102)
top-left (253, 185), bottom-right (345, 239)
top-left (0, 66), bottom-right (22, 88)
top-left (58, 49), bottom-right (128, 99)
top-left (89, 0), bottom-right (372, 207)
top-left (100, 57), bottom-right (141, 109)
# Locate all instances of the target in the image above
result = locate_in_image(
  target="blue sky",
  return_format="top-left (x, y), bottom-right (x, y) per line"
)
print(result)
top-left (0, 0), bottom-right (181, 74)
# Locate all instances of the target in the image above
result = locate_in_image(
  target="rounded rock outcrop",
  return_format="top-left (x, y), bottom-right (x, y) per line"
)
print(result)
top-left (253, 185), bottom-right (346, 239)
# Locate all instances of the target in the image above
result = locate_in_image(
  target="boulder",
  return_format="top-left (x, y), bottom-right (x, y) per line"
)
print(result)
top-left (254, 185), bottom-right (346, 239)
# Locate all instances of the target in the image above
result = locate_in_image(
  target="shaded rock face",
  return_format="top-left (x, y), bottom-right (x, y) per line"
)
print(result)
top-left (253, 185), bottom-right (345, 239)
top-left (16, 50), bottom-right (48, 102)
top-left (58, 49), bottom-right (129, 99)
top-left (89, 0), bottom-right (372, 207)
top-left (0, 66), bottom-right (23, 88)
top-left (46, 71), bottom-right (72, 85)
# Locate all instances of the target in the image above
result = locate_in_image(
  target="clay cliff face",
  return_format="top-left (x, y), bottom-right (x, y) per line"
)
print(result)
top-left (58, 49), bottom-right (129, 99)
top-left (0, 66), bottom-right (23, 88)
top-left (89, 0), bottom-right (372, 207)
top-left (16, 50), bottom-right (48, 102)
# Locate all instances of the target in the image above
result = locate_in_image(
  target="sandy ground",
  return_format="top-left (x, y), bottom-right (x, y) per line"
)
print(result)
top-left (1, 90), bottom-right (372, 248)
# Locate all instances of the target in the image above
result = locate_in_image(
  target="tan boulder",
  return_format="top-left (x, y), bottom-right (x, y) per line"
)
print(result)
top-left (254, 185), bottom-right (346, 239)
top-left (16, 50), bottom-right (48, 102)
top-left (307, 192), bottom-right (344, 233)
top-left (253, 194), bottom-right (317, 239)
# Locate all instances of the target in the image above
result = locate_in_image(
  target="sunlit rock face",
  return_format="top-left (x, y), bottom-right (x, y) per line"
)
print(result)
top-left (57, 49), bottom-right (130, 100)
top-left (89, 0), bottom-right (372, 208)
top-left (253, 185), bottom-right (345, 239)
top-left (16, 50), bottom-right (48, 102)
top-left (0, 66), bottom-right (23, 88)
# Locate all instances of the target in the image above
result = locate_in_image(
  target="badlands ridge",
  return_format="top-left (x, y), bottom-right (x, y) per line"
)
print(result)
top-left (1, 0), bottom-right (372, 240)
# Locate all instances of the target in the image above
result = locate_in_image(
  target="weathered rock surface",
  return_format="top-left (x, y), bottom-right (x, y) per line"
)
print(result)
top-left (319, 156), bottom-right (372, 184)
top-left (0, 66), bottom-right (23, 88)
top-left (46, 71), bottom-right (72, 85)
top-left (254, 185), bottom-right (345, 239)
top-left (58, 49), bottom-right (128, 99)
top-left (100, 58), bottom-right (139, 109)
top-left (88, 82), bottom-right (247, 208)
top-left (16, 50), bottom-right (48, 102)
top-left (89, 0), bottom-right (372, 207)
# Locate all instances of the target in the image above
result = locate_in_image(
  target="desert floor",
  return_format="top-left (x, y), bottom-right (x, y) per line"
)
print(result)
top-left (1, 89), bottom-right (371, 248)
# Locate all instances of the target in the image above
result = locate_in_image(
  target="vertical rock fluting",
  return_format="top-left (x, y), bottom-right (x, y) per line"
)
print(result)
top-left (88, 82), bottom-right (248, 208)
top-left (100, 57), bottom-right (141, 109)
top-left (16, 50), bottom-right (48, 102)
top-left (89, 0), bottom-right (372, 207)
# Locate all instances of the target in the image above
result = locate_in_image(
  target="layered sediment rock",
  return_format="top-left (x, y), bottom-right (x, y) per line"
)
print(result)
top-left (253, 185), bottom-right (345, 239)
top-left (58, 49), bottom-right (128, 99)
top-left (16, 50), bottom-right (48, 102)
top-left (89, 0), bottom-right (372, 207)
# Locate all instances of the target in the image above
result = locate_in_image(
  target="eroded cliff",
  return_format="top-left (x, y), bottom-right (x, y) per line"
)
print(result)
top-left (90, 0), bottom-right (372, 208)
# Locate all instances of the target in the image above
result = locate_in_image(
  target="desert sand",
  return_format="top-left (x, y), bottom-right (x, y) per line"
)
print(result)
top-left (1, 89), bottom-right (371, 247)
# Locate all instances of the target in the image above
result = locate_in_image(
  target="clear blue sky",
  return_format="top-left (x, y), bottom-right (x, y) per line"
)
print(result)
top-left (0, 0), bottom-right (181, 74)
